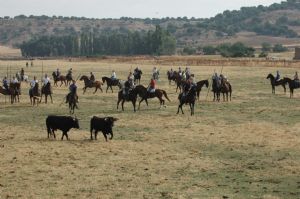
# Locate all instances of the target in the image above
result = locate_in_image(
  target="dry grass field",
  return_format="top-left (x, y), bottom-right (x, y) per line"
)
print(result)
top-left (0, 59), bottom-right (299, 199)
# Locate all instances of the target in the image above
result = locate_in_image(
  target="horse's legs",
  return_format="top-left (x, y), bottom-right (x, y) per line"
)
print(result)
top-left (110, 86), bottom-right (113, 93)
top-left (60, 81), bottom-right (63, 87)
top-left (132, 100), bottom-right (136, 112)
top-left (94, 87), bottom-right (98, 94)
top-left (283, 84), bottom-right (286, 93)
top-left (83, 87), bottom-right (86, 94)
top-left (117, 98), bottom-right (121, 110)
top-left (197, 91), bottom-right (200, 101)
top-left (106, 86), bottom-right (109, 93)
top-left (39, 94), bottom-right (43, 103)
top-left (138, 98), bottom-right (144, 110)
top-left (50, 95), bottom-right (53, 103)
top-left (99, 86), bottom-right (103, 93)
top-left (121, 100), bottom-right (125, 111)
top-left (45, 95), bottom-right (48, 104)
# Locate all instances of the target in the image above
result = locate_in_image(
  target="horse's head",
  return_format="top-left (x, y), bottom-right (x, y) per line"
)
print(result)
top-left (266, 73), bottom-right (273, 79)
top-left (80, 75), bottom-right (87, 81)
top-left (52, 72), bottom-right (56, 77)
top-left (102, 77), bottom-right (106, 83)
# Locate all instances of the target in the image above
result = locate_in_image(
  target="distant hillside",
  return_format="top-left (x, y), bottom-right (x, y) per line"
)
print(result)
top-left (1, 0), bottom-right (300, 49)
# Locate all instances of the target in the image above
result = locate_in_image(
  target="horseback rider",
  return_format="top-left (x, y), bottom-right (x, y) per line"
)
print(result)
top-left (178, 67), bottom-right (182, 77)
top-left (185, 67), bottom-right (191, 80)
top-left (66, 80), bottom-right (78, 103)
top-left (181, 76), bottom-right (193, 101)
top-left (133, 67), bottom-right (139, 76)
top-left (212, 72), bottom-right (221, 87)
top-left (111, 70), bottom-right (117, 80)
top-left (67, 68), bottom-right (72, 79)
top-left (275, 70), bottom-right (280, 82)
top-left (2, 76), bottom-right (9, 91)
top-left (147, 78), bottom-right (156, 93)
top-left (20, 68), bottom-right (24, 81)
top-left (12, 76), bottom-right (18, 83)
top-left (42, 74), bottom-right (50, 88)
top-left (170, 68), bottom-right (174, 78)
top-left (29, 76), bottom-right (38, 96)
top-left (128, 71), bottom-right (134, 88)
top-left (56, 68), bottom-right (61, 78)
top-left (294, 71), bottom-right (299, 81)
top-left (152, 67), bottom-right (159, 79)
top-left (90, 72), bottom-right (95, 83)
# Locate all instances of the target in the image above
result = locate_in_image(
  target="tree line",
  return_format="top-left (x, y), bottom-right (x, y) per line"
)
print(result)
top-left (20, 26), bottom-right (176, 57)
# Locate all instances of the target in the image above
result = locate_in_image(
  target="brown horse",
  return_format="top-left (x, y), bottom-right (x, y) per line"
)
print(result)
top-left (117, 88), bottom-right (138, 112)
top-left (80, 75), bottom-right (103, 94)
top-left (40, 82), bottom-right (53, 103)
top-left (220, 81), bottom-right (232, 101)
top-left (266, 73), bottom-right (287, 94)
top-left (196, 80), bottom-right (209, 101)
top-left (102, 76), bottom-right (120, 93)
top-left (29, 83), bottom-right (41, 106)
top-left (134, 85), bottom-right (171, 109)
top-left (52, 72), bottom-right (67, 87)
top-left (177, 85), bottom-right (197, 116)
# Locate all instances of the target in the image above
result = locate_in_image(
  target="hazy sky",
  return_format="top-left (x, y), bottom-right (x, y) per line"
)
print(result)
top-left (0, 0), bottom-right (283, 18)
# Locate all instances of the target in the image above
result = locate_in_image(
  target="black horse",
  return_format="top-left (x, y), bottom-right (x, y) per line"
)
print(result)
top-left (40, 82), bottom-right (53, 104)
top-left (134, 85), bottom-right (171, 109)
top-left (117, 88), bottom-right (138, 112)
top-left (167, 70), bottom-right (178, 85)
top-left (102, 76), bottom-right (119, 93)
top-left (196, 80), bottom-right (209, 101)
top-left (66, 73), bottom-right (73, 85)
top-left (283, 77), bottom-right (300, 98)
top-left (29, 83), bottom-right (40, 106)
top-left (266, 73), bottom-right (287, 94)
top-left (66, 93), bottom-right (78, 114)
top-left (134, 69), bottom-right (143, 84)
top-left (212, 78), bottom-right (221, 102)
top-left (177, 85), bottom-right (197, 116)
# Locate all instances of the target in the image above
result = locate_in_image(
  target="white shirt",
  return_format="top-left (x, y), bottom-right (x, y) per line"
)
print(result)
top-left (12, 78), bottom-right (18, 83)
top-left (43, 77), bottom-right (50, 85)
top-left (30, 80), bottom-right (38, 88)
top-left (111, 72), bottom-right (116, 79)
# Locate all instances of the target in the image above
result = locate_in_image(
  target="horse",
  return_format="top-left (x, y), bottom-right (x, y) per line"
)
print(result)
top-left (175, 76), bottom-right (185, 93)
top-left (66, 73), bottom-right (73, 85)
top-left (40, 82), bottom-right (53, 103)
top-left (266, 73), bottom-right (287, 94)
top-left (134, 70), bottom-right (142, 84)
top-left (102, 76), bottom-right (119, 93)
top-left (167, 71), bottom-right (178, 85)
top-left (52, 72), bottom-right (67, 87)
top-left (11, 83), bottom-right (21, 103)
top-left (177, 85), bottom-right (197, 116)
top-left (220, 81), bottom-right (232, 101)
top-left (0, 83), bottom-right (20, 104)
top-left (134, 85), bottom-right (171, 109)
top-left (67, 93), bottom-right (78, 114)
top-left (152, 71), bottom-right (160, 81)
top-left (29, 83), bottom-right (40, 106)
top-left (283, 77), bottom-right (300, 98)
top-left (212, 78), bottom-right (221, 102)
top-left (196, 80), bottom-right (209, 101)
top-left (80, 75), bottom-right (103, 94)
top-left (117, 88), bottom-right (138, 112)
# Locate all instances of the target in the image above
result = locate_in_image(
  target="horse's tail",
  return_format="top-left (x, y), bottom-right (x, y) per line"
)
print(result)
top-left (162, 90), bottom-right (171, 102)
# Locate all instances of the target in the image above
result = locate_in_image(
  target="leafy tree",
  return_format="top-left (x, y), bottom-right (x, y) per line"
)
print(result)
top-left (261, 42), bottom-right (272, 52)
top-left (273, 44), bottom-right (288, 52)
